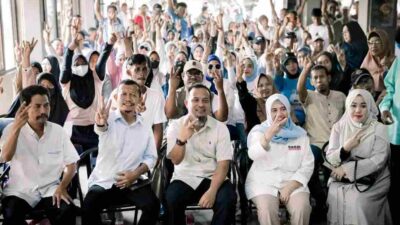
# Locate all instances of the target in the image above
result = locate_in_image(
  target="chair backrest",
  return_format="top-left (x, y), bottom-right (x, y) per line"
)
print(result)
top-left (0, 118), bottom-right (14, 138)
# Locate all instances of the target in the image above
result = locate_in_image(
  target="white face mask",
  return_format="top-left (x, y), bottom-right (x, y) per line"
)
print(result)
top-left (72, 65), bottom-right (89, 77)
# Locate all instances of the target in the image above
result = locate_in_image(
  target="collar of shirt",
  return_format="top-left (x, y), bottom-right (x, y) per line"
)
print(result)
top-left (112, 110), bottom-right (144, 127)
top-left (25, 122), bottom-right (49, 140)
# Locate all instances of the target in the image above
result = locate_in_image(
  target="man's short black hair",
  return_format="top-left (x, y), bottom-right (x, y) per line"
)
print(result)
top-left (311, 64), bottom-right (329, 76)
top-left (118, 79), bottom-right (142, 96)
top-left (176, 2), bottom-right (187, 8)
top-left (20, 85), bottom-right (50, 105)
top-left (127, 54), bottom-right (148, 66)
top-left (107, 4), bottom-right (117, 11)
top-left (188, 83), bottom-right (212, 100)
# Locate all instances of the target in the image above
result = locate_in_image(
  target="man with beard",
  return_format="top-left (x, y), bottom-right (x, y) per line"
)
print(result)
top-left (165, 84), bottom-right (236, 225)
top-left (297, 60), bottom-right (346, 223)
top-left (0, 85), bottom-right (79, 225)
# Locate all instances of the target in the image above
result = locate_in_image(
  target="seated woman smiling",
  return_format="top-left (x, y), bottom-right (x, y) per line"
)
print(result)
top-left (245, 94), bottom-right (314, 225)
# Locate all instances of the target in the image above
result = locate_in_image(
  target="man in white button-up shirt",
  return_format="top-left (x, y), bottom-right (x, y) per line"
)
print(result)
top-left (0, 85), bottom-right (79, 225)
top-left (82, 79), bottom-right (159, 225)
top-left (165, 84), bottom-right (236, 225)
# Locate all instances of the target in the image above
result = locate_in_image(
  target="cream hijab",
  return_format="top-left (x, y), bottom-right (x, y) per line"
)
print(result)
top-left (339, 89), bottom-right (379, 143)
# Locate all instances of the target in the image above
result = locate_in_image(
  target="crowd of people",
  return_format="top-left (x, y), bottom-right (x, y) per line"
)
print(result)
top-left (0, 0), bottom-right (399, 224)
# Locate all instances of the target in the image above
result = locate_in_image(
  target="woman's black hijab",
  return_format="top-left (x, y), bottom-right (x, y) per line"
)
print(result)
top-left (70, 53), bottom-right (95, 109)
top-left (7, 73), bottom-right (69, 126)
top-left (44, 55), bottom-right (61, 83)
top-left (37, 73), bottom-right (69, 126)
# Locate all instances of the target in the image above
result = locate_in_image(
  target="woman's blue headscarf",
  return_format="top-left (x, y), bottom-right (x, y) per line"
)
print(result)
top-left (249, 94), bottom-right (306, 144)
top-left (206, 54), bottom-right (227, 94)
top-left (242, 56), bottom-right (258, 83)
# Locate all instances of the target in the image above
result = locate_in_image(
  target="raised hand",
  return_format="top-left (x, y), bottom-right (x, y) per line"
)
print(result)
top-left (213, 70), bottom-right (224, 92)
top-left (264, 115), bottom-right (288, 141)
top-left (22, 38), bottom-right (38, 58)
top-left (136, 92), bottom-right (147, 113)
top-left (175, 20), bottom-right (182, 32)
top-left (235, 62), bottom-right (244, 83)
top-left (95, 96), bottom-right (111, 126)
top-left (43, 23), bottom-right (52, 43)
top-left (14, 40), bottom-right (22, 64)
top-left (178, 116), bottom-right (197, 142)
top-left (169, 67), bottom-right (181, 91)
top-left (343, 128), bottom-right (366, 151)
top-left (108, 32), bottom-right (118, 45)
top-left (304, 56), bottom-right (313, 70)
top-left (69, 32), bottom-right (83, 50)
top-left (13, 102), bottom-right (30, 129)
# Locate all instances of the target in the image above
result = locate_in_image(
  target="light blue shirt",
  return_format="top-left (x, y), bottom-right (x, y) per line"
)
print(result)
top-left (88, 111), bottom-right (157, 189)
top-left (379, 57), bottom-right (400, 145)
top-left (167, 7), bottom-right (189, 39)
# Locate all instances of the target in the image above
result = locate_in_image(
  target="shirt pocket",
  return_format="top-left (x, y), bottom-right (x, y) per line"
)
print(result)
top-left (284, 150), bottom-right (303, 172)
top-left (44, 149), bottom-right (63, 165)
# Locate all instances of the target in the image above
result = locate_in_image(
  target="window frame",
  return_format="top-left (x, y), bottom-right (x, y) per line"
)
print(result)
top-left (0, 0), bottom-right (19, 74)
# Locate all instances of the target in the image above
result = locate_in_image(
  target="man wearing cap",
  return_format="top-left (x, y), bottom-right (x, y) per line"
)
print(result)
top-left (311, 35), bottom-right (325, 60)
top-left (307, 8), bottom-right (330, 49)
top-left (253, 36), bottom-right (267, 58)
top-left (283, 32), bottom-right (298, 51)
top-left (165, 60), bottom-right (228, 122)
top-left (165, 83), bottom-right (236, 225)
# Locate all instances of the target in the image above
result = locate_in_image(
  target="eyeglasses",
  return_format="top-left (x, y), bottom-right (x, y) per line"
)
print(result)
top-left (208, 64), bottom-right (221, 70)
top-left (368, 41), bottom-right (382, 46)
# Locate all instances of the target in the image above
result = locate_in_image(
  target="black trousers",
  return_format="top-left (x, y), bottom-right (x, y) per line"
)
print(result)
top-left (82, 184), bottom-right (160, 225)
top-left (1, 196), bottom-right (76, 225)
top-left (165, 179), bottom-right (236, 225)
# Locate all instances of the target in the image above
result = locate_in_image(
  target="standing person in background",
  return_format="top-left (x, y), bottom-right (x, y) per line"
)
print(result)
top-left (340, 21), bottom-right (368, 70)
top-left (380, 57), bottom-right (400, 225)
top-left (94, 0), bottom-right (125, 43)
top-left (361, 29), bottom-right (395, 98)
top-left (166, 0), bottom-right (188, 39)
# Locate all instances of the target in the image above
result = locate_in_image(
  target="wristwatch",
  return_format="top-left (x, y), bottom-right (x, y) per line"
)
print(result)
top-left (176, 139), bottom-right (187, 146)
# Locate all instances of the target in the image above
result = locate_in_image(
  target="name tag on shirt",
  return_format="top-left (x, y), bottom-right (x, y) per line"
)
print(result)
top-left (288, 145), bottom-right (302, 151)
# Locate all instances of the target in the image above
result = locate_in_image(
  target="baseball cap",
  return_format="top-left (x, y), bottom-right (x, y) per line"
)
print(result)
top-left (183, 60), bottom-right (203, 73)
top-left (285, 32), bottom-right (297, 39)
top-left (254, 36), bottom-right (266, 44)
top-left (313, 35), bottom-right (324, 42)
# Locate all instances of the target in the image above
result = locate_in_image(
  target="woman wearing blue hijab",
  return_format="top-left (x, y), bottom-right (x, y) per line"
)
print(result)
top-left (245, 94), bottom-right (314, 225)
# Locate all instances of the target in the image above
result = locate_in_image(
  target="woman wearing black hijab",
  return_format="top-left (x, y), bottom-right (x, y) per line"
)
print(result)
top-left (341, 21), bottom-right (368, 70)
top-left (60, 33), bottom-right (115, 150)
top-left (7, 73), bottom-right (69, 126)
top-left (42, 55), bottom-right (61, 83)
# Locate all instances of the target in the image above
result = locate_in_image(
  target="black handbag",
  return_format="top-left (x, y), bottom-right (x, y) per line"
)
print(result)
top-left (340, 159), bottom-right (377, 193)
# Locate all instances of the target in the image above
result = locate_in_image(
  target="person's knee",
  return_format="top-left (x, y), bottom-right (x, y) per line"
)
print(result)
top-left (165, 186), bottom-right (184, 207)
top-left (288, 194), bottom-right (311, 215)
top-left (215, 182), bottom-right (236, 207)
top-left (1, 197), bottom-right (30, 220)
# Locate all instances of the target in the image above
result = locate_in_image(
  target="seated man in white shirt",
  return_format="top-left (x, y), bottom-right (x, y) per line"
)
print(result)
top-left (165, 84), bottom-right (236, 225)
top-left (0, 85), bottom-right (79, 225)
top-left (82, 79), bottom-right (159, 225)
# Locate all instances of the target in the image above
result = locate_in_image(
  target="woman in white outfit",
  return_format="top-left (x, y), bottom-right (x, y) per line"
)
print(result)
top-left (326, 89), bottom-right (392, 225)
top-left (245, 94), bottom-right (314, 225)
